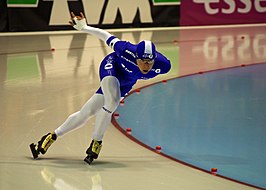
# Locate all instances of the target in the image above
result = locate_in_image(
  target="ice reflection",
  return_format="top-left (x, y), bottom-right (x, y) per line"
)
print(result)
top-left (41, 167), bottom-right (103, 190)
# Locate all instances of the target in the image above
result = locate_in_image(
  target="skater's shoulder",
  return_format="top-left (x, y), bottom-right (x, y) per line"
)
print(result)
top-left (152, 53), bottom-right (171, 73)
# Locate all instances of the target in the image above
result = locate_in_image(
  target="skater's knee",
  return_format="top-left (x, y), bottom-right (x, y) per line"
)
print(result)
top-left (101, 76), bottom-right (121, 112)
top-left (105, 96), bottom-right (120, 112)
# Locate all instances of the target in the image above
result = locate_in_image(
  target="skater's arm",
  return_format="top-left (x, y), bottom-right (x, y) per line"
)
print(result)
top-left (82, 25), bottom-right (112, 42)
top-left (69, 12), bottom-right (120, 49)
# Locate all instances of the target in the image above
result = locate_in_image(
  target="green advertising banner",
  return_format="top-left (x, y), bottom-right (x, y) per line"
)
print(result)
top-left (8, 0), bottom-right (38, 7)
top-left (153, 0), bottom-right (180, 5)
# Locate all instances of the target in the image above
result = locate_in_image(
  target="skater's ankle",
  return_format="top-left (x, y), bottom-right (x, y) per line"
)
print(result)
top-left (50, 132), bottom-right (57, 140)
top-left (93, 139), bottom-right (102, 144)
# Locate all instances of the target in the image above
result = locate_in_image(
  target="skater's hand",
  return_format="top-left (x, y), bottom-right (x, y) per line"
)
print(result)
top-left (69, 12), bottom-right (87, 31)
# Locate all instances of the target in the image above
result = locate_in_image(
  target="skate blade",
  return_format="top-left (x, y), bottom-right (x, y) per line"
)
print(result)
top-left (30, 143), bottom-right (39, 159)
top-left (84, 156), bottom-right (94, 165)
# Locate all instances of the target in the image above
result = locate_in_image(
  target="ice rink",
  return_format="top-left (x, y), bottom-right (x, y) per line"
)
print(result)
top-left (1, 24), bottom-right (266, 190)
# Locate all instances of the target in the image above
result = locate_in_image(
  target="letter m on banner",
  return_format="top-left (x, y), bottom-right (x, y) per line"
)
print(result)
top-left (7, 0), bottom-right (39, 7)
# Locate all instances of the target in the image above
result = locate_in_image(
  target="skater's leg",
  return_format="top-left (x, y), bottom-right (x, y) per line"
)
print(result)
top-left (55, 94), bottom-right (104, 137)
top-left (84, 76), bottom-right (121, 163)
top-left (30, 93), bottom-right (104, 159)
top-left (92, 76), bottom-right (121, 141)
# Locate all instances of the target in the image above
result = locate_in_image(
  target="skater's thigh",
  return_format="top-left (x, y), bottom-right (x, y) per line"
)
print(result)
top-left (80, 94), bottom-right (104, 115)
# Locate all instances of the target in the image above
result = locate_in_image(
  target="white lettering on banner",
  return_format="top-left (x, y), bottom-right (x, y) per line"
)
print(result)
top-left (222, 0), bottom-right (235, 14)
top-left (193, 0), bottom-right (219, 15)
top-left (192, 34), bottom-right (266, 62)
top-left (82, 0), bottom-right (105, 24)
top-left (255, 0), bottom-right (266, 12)
top-left (49, 0), bottom-right (153, 25)
top-left (50, 0), bottom-right (70, 25)
top-left (103, 0), bottom-right (153, 24)
top-left (238, 0), bottom-right (252, 13)
top-left (193, 0), bottom-right (266, 14)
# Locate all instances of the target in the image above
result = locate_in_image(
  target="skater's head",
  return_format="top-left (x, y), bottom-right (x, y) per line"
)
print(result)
top-left (136, 40), bottom-right (156, 60)
top-left (136, 40), bottom-right (157, 74)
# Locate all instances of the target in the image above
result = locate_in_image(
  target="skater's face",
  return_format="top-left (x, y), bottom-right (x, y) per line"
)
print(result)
top-left (137, 59), bottom-right (154, 74)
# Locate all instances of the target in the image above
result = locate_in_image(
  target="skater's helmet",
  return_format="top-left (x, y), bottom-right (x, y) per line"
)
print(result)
top-left (136, 40), bottom-right (157, 61)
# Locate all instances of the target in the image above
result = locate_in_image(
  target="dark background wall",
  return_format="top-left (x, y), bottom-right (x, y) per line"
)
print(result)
top-left (1, 0), bottom-right (180, 32)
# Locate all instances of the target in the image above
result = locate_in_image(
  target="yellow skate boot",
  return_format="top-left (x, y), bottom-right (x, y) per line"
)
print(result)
top-left (84, 140), bottom-right (102, 164)
top-left (30, 133), bottom-right (57, 159)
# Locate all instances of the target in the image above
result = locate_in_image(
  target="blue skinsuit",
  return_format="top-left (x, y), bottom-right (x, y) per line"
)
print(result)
top-left (96, 36), bottom-right (171, 97)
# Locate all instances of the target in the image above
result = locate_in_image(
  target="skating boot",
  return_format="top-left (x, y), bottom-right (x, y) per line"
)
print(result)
top-left (84, 140), bottom-right (102, 164)
top-left (30, 133), bottom-right (57, 159)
